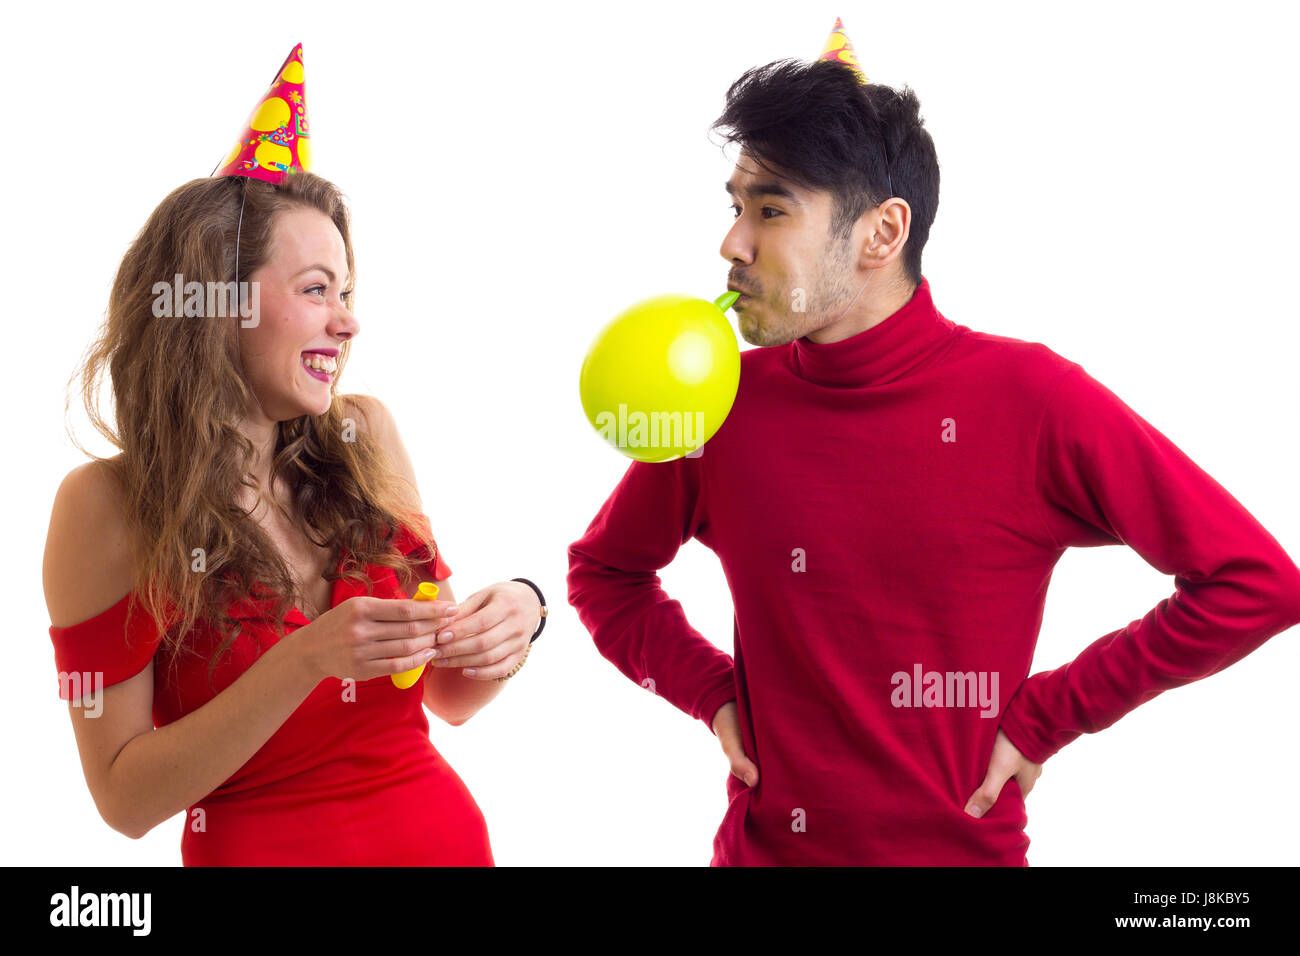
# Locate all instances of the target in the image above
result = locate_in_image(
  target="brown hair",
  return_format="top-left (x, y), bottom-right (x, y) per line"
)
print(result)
top-left (64, 172), bottom-right (438, 692)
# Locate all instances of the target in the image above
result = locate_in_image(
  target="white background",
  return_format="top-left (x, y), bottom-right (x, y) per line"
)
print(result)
top-left (4, 0), bottom-right (1298, 866)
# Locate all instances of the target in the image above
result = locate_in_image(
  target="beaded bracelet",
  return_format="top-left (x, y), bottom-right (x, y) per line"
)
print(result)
top-left (494, 642), bottom-right (531, 683)
top-left (492, 578), bottom-right (545, 683)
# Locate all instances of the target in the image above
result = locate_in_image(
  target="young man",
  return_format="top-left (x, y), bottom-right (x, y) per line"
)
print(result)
top-left (566, 58), bottom-right (1300, 865)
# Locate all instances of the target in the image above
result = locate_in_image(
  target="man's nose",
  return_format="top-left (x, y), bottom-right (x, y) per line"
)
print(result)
top-left (719, 220), bottom-right (753, 266)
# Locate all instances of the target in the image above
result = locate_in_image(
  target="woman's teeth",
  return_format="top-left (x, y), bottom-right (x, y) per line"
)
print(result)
top-left (302, 354), bottom-right (337, 374)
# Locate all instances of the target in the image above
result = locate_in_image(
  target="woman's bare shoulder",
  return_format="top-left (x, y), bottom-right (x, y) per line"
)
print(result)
top-left (44, 459), bottom-right (136, 627)
top-left (338, 392), bottom-right (387, 436)
top-left (337, 393), bottom-right (421, 510)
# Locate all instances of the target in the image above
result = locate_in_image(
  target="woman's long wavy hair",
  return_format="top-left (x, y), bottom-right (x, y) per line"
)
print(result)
top-left (66, 171), bottom-right (439, 692)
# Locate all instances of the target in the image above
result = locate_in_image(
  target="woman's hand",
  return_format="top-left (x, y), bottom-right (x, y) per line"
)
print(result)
top-left (964, 728), bottom-right (1043, 818)
top-left (293, 595), bottom-right (458, 683)
top-left (429, 581), bottom-right (540, 680)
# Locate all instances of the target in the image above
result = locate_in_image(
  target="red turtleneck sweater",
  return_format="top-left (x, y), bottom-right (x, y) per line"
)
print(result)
top-left (567, 275), bottom-right (1300, 865)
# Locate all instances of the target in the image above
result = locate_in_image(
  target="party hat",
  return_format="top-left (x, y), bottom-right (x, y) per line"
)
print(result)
top-left (214, 43), bottom-right (311, 183)
top-left (818, 17), bottom-right (868, 84)
top-left (819, 19), bottom-right (893, 198)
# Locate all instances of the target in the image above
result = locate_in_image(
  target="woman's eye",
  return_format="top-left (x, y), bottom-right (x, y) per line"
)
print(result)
top-left (305, 285), bottom-right (352, 302)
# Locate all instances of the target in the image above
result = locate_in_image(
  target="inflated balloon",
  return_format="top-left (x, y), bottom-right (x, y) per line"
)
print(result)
top-left (580, 291), bottom-right (741, 463)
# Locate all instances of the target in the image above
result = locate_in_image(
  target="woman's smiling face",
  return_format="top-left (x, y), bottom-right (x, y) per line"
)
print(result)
top-left (239, 205), bottom-right (358, 421)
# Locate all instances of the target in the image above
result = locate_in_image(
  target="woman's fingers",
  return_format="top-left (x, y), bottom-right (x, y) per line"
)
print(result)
top-left (388, 645), bottom-right (438, 675)
top-left (319, 594), bottom-right (525, 679)
top-left (359, 598), bottom-right (456, 663)
top-left (432, 625), bottom-right (521, 668)
top-left (364, 595), bottom-right (458, 623)
top-left (431, 605), bottom-right (516, 665)
top-left (436, 588), bottom-right (491, 639)
top-left (434, 603), bottom-right (501, 645)
top-left (461, 648), bottom-right (527, 681)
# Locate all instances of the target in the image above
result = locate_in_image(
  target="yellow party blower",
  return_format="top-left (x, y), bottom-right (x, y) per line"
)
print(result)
top-left (392, 581), bottom-right (439, 689)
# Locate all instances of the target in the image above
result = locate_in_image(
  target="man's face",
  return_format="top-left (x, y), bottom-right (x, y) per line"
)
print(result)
top-left (721, 152), bottom-right (860, 347)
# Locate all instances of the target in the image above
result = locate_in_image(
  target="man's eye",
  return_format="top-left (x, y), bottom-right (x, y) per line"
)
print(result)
top-left (730, 205), bottom-right (781, 219)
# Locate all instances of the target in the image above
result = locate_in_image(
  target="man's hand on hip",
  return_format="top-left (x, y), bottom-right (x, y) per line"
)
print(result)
top-left (965, 728), bottom-right (1042, 818)
top-left (712, 700), bottom-right (759, 788)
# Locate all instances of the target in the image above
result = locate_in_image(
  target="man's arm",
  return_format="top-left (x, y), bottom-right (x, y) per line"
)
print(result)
top-left (999, 363), bottom-right (1300, 764)
top-left (567, 454), bottom-right (737, 733)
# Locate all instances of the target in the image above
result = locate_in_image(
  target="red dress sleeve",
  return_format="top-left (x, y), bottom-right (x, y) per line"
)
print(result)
top-left (392, 512), bottom-right (453, 581)
top-left (48, 592), bottom-right (164, 700)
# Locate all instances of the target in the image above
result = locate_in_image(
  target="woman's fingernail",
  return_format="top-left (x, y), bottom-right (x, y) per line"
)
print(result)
top-left (439, 631), bottom-right (453, 641)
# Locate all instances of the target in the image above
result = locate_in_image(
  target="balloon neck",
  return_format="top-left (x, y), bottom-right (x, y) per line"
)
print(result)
top-left (714, 291), bottom-right (741, 312)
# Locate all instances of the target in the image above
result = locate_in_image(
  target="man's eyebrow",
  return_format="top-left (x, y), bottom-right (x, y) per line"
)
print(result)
top-left (291, 264), bottom-right (352, 284)
top-left (724, 179), bottom-right (804, 205)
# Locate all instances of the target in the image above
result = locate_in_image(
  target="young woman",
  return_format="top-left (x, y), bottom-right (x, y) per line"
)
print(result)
top-left (44, 171), bottom-right (544, 865)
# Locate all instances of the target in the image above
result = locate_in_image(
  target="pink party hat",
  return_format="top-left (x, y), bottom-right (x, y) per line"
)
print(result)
top-left (214, 43), bottom-right (311, 183)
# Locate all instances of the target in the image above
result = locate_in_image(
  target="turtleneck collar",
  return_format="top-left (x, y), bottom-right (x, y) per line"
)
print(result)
top-left (789, 275), bottom-right (959, 388)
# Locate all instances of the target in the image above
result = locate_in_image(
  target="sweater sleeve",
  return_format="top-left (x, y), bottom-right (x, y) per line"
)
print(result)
top-left (1000, 363), bottom-right (1300, 764)
top-left (567, 454), bottom-right (737, 733)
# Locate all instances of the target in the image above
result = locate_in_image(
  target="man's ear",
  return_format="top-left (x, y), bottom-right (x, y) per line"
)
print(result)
top-left (848, 197), bottom-right (910, 272)
top-left (874, 197), bottom-right (911, 264)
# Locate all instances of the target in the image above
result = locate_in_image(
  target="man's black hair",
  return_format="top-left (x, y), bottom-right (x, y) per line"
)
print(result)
top-left (711, 58), bottom-right (939, 287)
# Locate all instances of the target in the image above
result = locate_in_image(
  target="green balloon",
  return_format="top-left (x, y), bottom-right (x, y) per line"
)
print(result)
top-left (580, 292), bottom-right (741, 462)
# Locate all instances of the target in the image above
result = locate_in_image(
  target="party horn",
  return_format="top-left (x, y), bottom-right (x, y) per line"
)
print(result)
top-left (392, 581), bottom-right (440, 688)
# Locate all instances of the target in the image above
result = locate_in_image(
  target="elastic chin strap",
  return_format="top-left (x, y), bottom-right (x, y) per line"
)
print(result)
top-left (828, 269), bottom-right (874, 326)
top-left (233, 177), bottom-right (250, 378)
top-left (234, 177), bottom-right (249, 302)
top-left (230, 177), bottom-right (271, 432)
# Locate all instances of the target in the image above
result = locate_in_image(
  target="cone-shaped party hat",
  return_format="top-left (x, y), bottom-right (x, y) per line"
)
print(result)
top-left (818, 17), bottom-right (868, 84)
top-left (214, 43), bottom-right (311, 183)
top-left (819, 19), bottom-right (893, 197)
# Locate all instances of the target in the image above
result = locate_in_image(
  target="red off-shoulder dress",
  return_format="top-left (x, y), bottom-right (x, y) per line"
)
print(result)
top-left (49, 514), bottom-right (494, 866)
